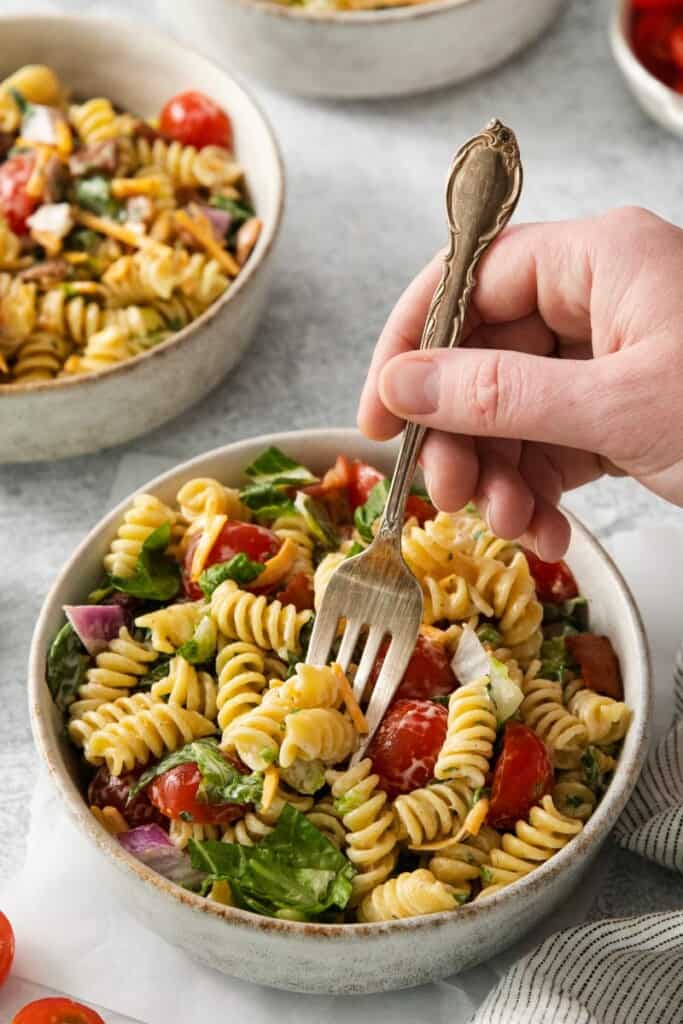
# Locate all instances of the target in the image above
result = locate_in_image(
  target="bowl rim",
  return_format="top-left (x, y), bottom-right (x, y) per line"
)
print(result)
top-left (610, 0), bottom-right (683, 108)
top-left (232, 0), bottom-right (476, 26)
top-left (0, 12), bottom-right (285, 398)
top-left (29, 427), bottom-right (652, 940)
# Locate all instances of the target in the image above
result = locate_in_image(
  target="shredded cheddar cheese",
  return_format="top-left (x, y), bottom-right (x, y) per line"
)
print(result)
top-left (174, 208), bottom-right (240, 276)
top-left (261, 765), bottom-right (280, 813)
top-left (332, 663), bottom-right (368, 734)
top-left (190, 512), bottom-right (228, 580)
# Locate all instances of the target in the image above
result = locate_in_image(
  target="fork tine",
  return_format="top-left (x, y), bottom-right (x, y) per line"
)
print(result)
top-left (353, 630), bottom-right (419, 762)
top-left (336, 618), bottom-right (362, 673)
top-left (305, 602), bottom-right (340, 668)
top-left (352, 626), bottom-right (387, 703)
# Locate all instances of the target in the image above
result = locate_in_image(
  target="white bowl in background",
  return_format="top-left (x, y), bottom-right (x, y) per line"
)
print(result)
top-left (159, 0), bottom-right (565, 100)
top-left (0, 15), bottom-right (284, 463)
top-left (611, 0), bottom-right (683, 136)
top-left (29, 428), bottom-right (651, 994)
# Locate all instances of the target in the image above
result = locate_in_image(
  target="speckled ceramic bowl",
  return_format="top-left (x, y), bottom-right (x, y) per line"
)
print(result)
top-left (29, 429), bottom-right (651, 994)
top-left (159, 0), bottom-right (565, 100)
top-left (611, 0), bottom-right (683, 136)
top-left (0, 15), bottom-right (284, 463)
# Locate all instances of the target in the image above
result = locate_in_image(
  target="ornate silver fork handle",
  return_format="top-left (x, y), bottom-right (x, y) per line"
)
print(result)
top-left (377, 119), bottom-right (524, 545)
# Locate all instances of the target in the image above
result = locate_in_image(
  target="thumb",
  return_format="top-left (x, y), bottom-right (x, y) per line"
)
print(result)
top-left (378, 347), bottom-right (625, 454)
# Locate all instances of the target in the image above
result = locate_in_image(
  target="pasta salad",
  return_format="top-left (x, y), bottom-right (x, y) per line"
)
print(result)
top-left (0, 65), bottom-right (259, 384)
top-left (46, 448), bottom-right (631, 923)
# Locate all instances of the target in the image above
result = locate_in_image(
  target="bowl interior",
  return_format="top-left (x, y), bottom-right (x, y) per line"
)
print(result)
top-left (29, 428), bottom-right (651, 938)
top-left (0, 14), bottom-right (284, 394)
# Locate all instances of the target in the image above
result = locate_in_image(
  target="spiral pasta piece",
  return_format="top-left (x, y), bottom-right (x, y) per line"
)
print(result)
top-left (393, 779), bottom-right (473, 848)
top-left (552, 772), bottom-right (597, 821)
top-left (358, 869), bottom-right (458, 923)
top-left (428, 826), bottom-right (502, 898)
top-left (326, 759), bottom-right (398, 902)
top-left (85, 701), bottom-right (216, 775)
top-left (306, 798), bottom-right (346, 849)
top-left (422, 574), bottom-right (479, 624)
top-left (271, 513), bottom-right (315, 579)
top-left (68, 626), bottom-right (157, 719)
top-left (0, 216), bottom-right (21, 268)
top-left (488, 551), bottom-right (544, 648)
top-left (220, 786), bottom-right (314, 846)
top-left (62, 325), bottom-right (133, 376)
top-left (134, 137), bottom-right (241, 189)
top-left (68, 692), bottom-right (157, 749)
top-left (280, 708), bottom-right (356, 768)
top-left (313, 551), bottom-right (346, 610)
top-left (215, 640), bottom-right (269, 738)
top-left (176, 477), bottom-right (248, 524)
top-left (177, 253), bottom-right (229, 309)
top-left (70, 97), bottom-right (119, 142)
top-left (265, 663), bottom-right (345, 712)
top-left (170, 820), bottom-right (223, 849)
top-left (11, 333), bottom-right (71, 382)
top-left (480, 796), bottom-right (583, 895)
top-left (210, 579), bottom-right (313, 658)
top-left (0, 275), bottom-right (37, 339)
top-left (103, 492), bottom-right (176, 578)
top-left (222, 697), bottom-right (289, 771)
top-left (434, 679), bottom-right (497, 789)
top-left (151, 656), bottom-right (218, 719)
top-left (568, 689), bottom-right (631, 745)
top-left (102, 244), bottom-right (185, 306)
top-left (519, 662), bottom-right (588, 755)
top-left (135, 602), bottom-right (204, 654)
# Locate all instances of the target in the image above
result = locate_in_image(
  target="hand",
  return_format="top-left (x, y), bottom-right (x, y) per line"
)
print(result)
top-left (358, 207), bottom-right (683, 560)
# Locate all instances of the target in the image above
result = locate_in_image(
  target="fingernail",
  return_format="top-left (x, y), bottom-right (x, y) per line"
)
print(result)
top-left (380, 358), bottom-right (440, 416)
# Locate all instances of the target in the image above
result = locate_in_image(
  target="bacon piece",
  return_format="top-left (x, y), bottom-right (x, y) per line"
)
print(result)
top-left (565, 633), bottom-right (623, 701)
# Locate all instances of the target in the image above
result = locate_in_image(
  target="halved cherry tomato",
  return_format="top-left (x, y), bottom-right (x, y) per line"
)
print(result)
top-left (183, 520), bottom-right (281, 599)
top-left (276, 572), bottom-right (315, 612)
top-left (0, 911), bottom-right (14, 987)
top-left (565, 633), bottom-right (623, 701)
top-left (304, 454), bottom-right (352, 498)
top-left (0, 153), bottom-right (37, 235)
top-left (631, 0), bottom-right (681, 10)
top-left (405, 493), bottom-right (436, 525)
top-left (368, 634), bottom-right (457, 703)
top-left (671, 23), bottom-right (683, 66)
top-left (367, 698), bottom-right (448, 799)
top-left (13, 998), bottom-right (105, 1024)
top-left (159, 90), bottom-right (232, 150)
top-left (88, 765), bottom-right (167, 829)
top-left (347, 462), bottom-right (385, 510)
top-left (488, 721), bottom-right (554, 830)
top-left (523, 549), bottom-right (579, 604)
top-left (148, 762), bottom-right (246, 825)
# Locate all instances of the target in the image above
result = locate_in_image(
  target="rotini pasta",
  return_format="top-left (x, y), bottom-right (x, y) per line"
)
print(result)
top-left (210, 579), bottom-right (313, 658)
top-left (271, 513), bottom-right (315, 579)
top-left (150, 656), bottom-right (218, 719)
top-left (68, 626), bottom-right (156, 719)
top-left (358, 869), bottom-right (458, 922)
top-left (279, 707), bottom-right (356, 768)
top-left (428, 826), bottom-right (502, 899)
top-left (568, 689), bottom-right (632, 745)
top-left (434, 680), bottom-right (497, 789)
top-left (215, 640), bottom-right (270, 738)
top-left (393, 779), bottom-right (473, 848)
top-left (135, 602), bottom-right (204, 654)
top-left (103, 492), bottom-right (176, 578)
top-left (520, 661), bottom-right (588, 755)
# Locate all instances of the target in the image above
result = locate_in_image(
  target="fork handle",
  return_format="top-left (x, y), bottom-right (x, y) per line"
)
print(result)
top-left (377, 119), bottom-right (524, 542)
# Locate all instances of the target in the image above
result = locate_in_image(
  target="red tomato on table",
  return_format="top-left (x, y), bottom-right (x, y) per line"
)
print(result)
top-left (523, 549), bottom-right (579, 604)
top-left (0, 910), bottom-right (14, 987)
top-left (148, 762), bottom-right (246, 825)
top-left (565, 634), bottom-right (624, 701)
top-left (159, 90), bottom-right (232, 150)
top-left (368, 634), bottom-right (456, 703)
top-left (183, 520), bottom-right (281, 599)
top-left (367, 698), bottom-right (448, 799)
top-left (12, 998), bottom-right (105, 1024)
top-left (0, 154), bottom-right (37, 234)
top-left (488, 721), bottom-right (554, 830)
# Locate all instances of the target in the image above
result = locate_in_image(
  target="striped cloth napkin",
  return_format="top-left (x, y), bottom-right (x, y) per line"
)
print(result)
top-left (470, 647), bottom-right (683, 1024)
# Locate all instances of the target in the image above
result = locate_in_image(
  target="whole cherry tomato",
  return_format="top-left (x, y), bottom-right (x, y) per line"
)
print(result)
top-left (12, 998), bottom-right (105, 1024)
top-left (523, 548), bottom-right (579, 604)
top-left (148, 762), bottom-right (246, 825)
top-left (0, 153), bottom-right (37, 234)
top-left (368, 634), bottom-right (457, 703)
top-left (405, 493), bottom-right (437, 525)
top-left (183, 520), bottom-right (281, 599)
top-left (367, 698), bottom-right (448, 799)
top-left (0, 911), bottom-right (15, 987)
top-left (88, 765), bottom-right (167, 829)
top-left (159, 90), bottom-right (232, 150)
top-left (276, 572), bottom-right (315, 612)
top-left (488, 721), bottom-right (554, 830)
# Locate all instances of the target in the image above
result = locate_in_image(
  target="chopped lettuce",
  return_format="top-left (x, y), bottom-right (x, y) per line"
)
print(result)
top-left (294, 492), bottom-right (339, 550)
top-left (477, 624), bottom-right (503, 647)
top-left (129, 738), bottom-right (263, 807)
top-left (244, 447), bottom-right (318, 488)
top-left (189, 804), bottom-right (355, 918)
top-left (198, 553), bottom-right (264, 598)
top-left (136, 654), bottom-right (172, 689)
top-left (109, 523), bottom-right (180, 602)
top-left (46, 621), bottom-right (89, 712)
top-left (177, 616), bottom-right (217, 664)
top-left (209, 195), bottom-right (255, 224)
top-left (542, 595), bottom-right (589, 632)
top-left (539, 636), bottom-right (577, 683)
top-left (354, 479), bottom-right (390, 542)
top-left (238, 483), bottom-right (296, 521)
top-left (279, 759), bottom-right (326, 795)
top-left (73, 174), bottom-right (123, 219)
top-left (451, 628), bottom-right (523, 726)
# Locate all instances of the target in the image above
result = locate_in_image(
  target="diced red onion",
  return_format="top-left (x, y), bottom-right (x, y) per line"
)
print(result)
top-left (196, 203), bottom-right (232, 239)
top-left (64, 603), bottom-right (125, 655)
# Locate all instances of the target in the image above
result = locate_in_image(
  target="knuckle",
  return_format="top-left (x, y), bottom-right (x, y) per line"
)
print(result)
top-left (467, 352), bottom-right (518, 433)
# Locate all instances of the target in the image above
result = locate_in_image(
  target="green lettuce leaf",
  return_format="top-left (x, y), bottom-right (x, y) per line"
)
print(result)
top-left (539, 636), bottom-right (578, 683)
top-left (354, 479), bottom-right (390, 542)
top-left (177, 616), bottom-right (217, 664)
top-left (129, 738), bottom-right (263, 806)
top-left (542, 595), bottom-right (589, 632)
top-left (238, 483), bottom-right (296, 521)
top-left (46, 621), bottom-right (89, 712)
top-left (476, 624), bottom-right (503, 647)
top-left (9, 87), bottom-right (31, 115)
top-left (209, 195), bottom-right (255, 224)
top-left (73, 174), bottom-right (123, 219)
top-left (345, 541), bottom-right (365, 559)
top-left (109, 523), bottom-right (180, 602)
top-left (199, 553), bottom-right (265, 598)
top-left (189, 804), bottom-right (355, 918)
top-left (244, 447), bottom-right (317, 488)
top-left (136, 655), bottom-right (172, 689)
top-left (293, 492), bottom-right (339, 550)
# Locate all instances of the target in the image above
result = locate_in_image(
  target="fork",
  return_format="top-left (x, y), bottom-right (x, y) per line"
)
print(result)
top-left (306, 119), bottom-right (524, 760)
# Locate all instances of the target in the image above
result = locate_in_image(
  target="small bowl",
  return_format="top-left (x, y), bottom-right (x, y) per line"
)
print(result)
top-left (159, 0), bottom-right (565, 100)
top-left (0, 15), bottom-right (284, 463)
top-left (611, 0), bottom-right (683, 136)
top-left (29, 428), bottom-right (651, 994)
